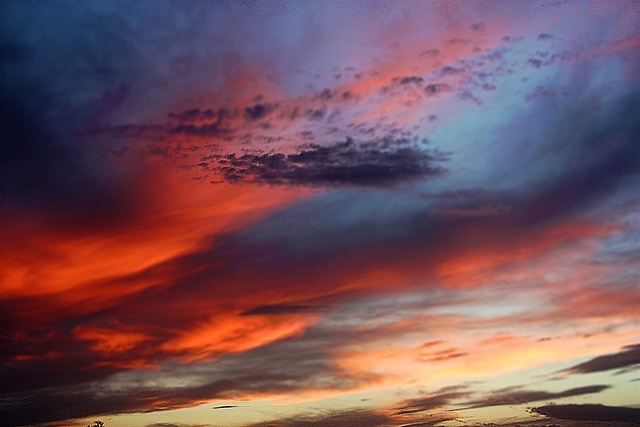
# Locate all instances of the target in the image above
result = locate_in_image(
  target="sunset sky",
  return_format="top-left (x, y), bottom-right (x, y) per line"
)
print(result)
top-left (1, 1), bottom-right (639, 426)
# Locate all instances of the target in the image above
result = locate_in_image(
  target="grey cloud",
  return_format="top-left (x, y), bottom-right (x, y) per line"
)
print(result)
top-left (398, 76), bottom-right (425, 85)
top-left (441, 66), bottom-right (464, 76)
top-left (305, 107), bottom-right (326, 120)
top-left (244, 408), bottom-right (392, 427)
top-left (396, 384), bottom-right (474, 415)
top-left (244, 103), bottom-right (277, 121)
top-left (561, 344), bottom-right (640, 375)
top-left (533, 404), bottom-right (640, 423)
top-left (424, 83), bottom-right (452, 96)
top-left (0, 379), bottom-right (234, 427)
top-left (213, 137), bottom-right (448, 187)
top-left (396, 391), bottom-right (470, 415)
top-left (459, 385), bottom-right (610, 410)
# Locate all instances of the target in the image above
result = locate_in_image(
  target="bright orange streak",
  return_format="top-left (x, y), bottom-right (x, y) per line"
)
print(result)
top-left (0, 163), bottom-right (310, 318)
top-left (161, 313), bottom-right (319, 362)
top-left (75, 326), bottom-right (150, 354)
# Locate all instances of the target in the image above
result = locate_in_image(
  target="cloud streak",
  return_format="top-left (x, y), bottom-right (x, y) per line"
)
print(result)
top-left (533, 404), bottom-right (640, 424)
top-left (561, 344), bottom-right (640, 375)
top-left (213, 137), bottom-right (448, 187)
top-left (458, 385), bottom-right (611, 410)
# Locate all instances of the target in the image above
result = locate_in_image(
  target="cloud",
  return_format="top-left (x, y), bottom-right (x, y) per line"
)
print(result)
top-left (243, 406), bottom-right (461, 427)
top-left (168, 107), bottom-right (231, 123)
top-left (396, 385), bottom-right (473, 415)
top-left (423, 83), bottom-right (452, 96)
top-left (458, 385), bottom-right (610, 409)
top-left (514, 92), bottom-right (640, 225)
top-left (396, 392), bottom-right (469, 415)
top-left (171, 122), bottom-right (228, 137)
top-left (2, 2), bottom-right (640, 426)
top-left (0, 379), bottom-right (234, 427)
top-left (240, 304), bottom-right (324, 316)
top-left (397, 76), bottom-right (425, 85)
top-left (561, 344), bottom-right (640, 375)
top-left (532, 404), bottom-right (640, 423)
top-left (0, 319), bottom-right (383, 425)
top-left (416, 347), bottom-right (468, 363)
top-left (244, 408), bottom-right (392, 427)
top-left (243, 103), bottom-right (277, 121)
top-left (214, 137), bottom-right (448, 187)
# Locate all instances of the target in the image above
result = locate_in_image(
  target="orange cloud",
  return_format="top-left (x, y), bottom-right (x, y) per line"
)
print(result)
top-left (1, 170), bottom-right (308, 318)
top-left (161, 313), bottom-right (319, 362)
top-left (75, 325), bottom-right (151, 354)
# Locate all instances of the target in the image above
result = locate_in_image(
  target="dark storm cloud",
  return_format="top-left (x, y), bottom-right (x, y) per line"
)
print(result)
top-left (214, 137), bottom-right (448, 186)
top-left (533, 404), bottom-right (640, 423)
top-left (458, 385), bottom-right (610, 410)
top-left (561, 344), bottom-right (640, 375)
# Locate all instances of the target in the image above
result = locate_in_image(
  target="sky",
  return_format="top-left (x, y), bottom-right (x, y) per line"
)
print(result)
top-left (1, 1), bottom-right (639, 426)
